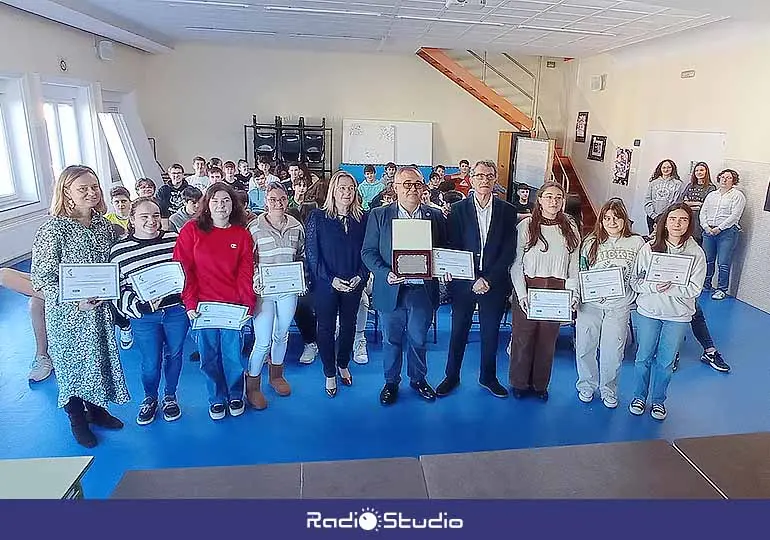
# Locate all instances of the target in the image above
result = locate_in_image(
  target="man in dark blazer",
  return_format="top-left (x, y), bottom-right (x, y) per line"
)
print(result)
top-left (436, 160), bottom-right (517, 398)
top-left (362, 166), bottom-right (448, 405)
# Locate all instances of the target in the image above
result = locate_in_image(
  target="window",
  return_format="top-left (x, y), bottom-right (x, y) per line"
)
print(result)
top-left (43, 101), bottom-right (83, 179)
top-left (98, 112), bottom-right (140, 190)
top-left (0, 107), bottom-right (14, 197)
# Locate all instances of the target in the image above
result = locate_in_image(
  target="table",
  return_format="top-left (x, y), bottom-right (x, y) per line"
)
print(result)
top-left (420, 440), bottom-right (721, 499)
top-left (0, 456), bottom-right (93, 499)
top-left (674, 432), bottom-right (770, 499)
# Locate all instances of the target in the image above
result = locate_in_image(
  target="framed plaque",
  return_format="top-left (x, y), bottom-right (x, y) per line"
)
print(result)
top-left (392, 219), bottom-right (433, 279)
top-left (393, 250), bottom-right (432, 279)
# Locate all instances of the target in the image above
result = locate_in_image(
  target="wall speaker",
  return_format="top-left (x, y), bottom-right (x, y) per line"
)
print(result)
top-left (96, 40), bottom-right (115, 62)
top-left (590, 74), bottom-right (606, 92)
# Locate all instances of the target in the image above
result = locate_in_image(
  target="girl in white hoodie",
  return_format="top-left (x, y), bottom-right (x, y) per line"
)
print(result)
top-left (576, 199), bottom-right (644, 409)
top-left (644, 159), bottom-right (683, 234)
top-left (629, 203), bottom-right (706, 421)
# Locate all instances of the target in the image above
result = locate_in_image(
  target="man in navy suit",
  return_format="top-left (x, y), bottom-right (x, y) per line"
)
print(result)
top-left (362, 166), bottom-right (448, 405)
top-left (436, 160), bottom-right (517, 398)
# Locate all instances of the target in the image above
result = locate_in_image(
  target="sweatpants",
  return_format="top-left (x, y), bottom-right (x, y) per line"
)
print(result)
top-left (575, 302), bottom-right (630, 400)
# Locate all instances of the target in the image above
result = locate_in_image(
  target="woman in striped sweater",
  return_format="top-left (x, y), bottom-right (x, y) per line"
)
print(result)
top-left (110, 197), bottom-right (188, 426)
top-left (246, 181), bottom-right (306, 409)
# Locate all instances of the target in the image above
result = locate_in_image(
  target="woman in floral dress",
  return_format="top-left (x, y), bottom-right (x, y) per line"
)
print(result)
top-left (31, 165), bottom-right (130, 448)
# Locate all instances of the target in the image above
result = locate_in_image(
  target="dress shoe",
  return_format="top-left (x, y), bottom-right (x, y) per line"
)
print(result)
top-left (326, 377), bottom-right (338, 398)
top-left (338, 368), bottom-right (353, 386)
top-left (511, 387), bottom-right (529, 399)
top-left (435, 376), bottom-right (460, 397)
top-left (479, 379), bottom-right (508, 398)
top-left (379, 383), bottom-right (398, 405)
top-left (535, 390), bottom-right (549, 402)
top-left (410, 380), bottom-right (436, 402)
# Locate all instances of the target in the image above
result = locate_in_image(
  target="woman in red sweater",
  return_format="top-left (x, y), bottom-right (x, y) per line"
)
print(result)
top-left (173, 182), bottom-right (255, 421)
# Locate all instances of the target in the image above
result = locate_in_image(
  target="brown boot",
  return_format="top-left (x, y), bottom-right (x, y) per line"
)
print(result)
top-left (269, 363), bottom-right (291, 396)
top-left (246, 374), bottom-right (267, 410)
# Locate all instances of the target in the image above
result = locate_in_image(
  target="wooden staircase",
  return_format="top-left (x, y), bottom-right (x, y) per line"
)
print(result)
top-left (417, 47), bottom-right (596, 231)
top-left (417, 48), bottom-right (533, 130)
top-left (553, 148), bottom-right (597, 235)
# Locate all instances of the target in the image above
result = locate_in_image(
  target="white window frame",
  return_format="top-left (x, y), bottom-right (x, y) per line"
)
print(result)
top-left (98, 112), bottom-right (143, 193)
top-left (0, 74), bottom-right (45, 218)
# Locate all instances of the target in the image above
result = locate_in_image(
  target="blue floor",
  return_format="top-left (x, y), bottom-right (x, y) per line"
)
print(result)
top-left (2, 259), bottom-right (770, 499)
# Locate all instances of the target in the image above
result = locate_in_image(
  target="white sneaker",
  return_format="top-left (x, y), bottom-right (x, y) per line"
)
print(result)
top-left (119, 327), bottom-right (134, 350)
top-left (711, 290), bottom-right (726, 300)
top-left (28, 355), bottom-right (53, 383)
top-left (353, 339), bottom-right (369, 364)
top-left (602, 395), bottom-right (619, 409)
top-left (299, 342), bottom-right (318, 364)
top-left (578, 390), bottom-right (593, 403)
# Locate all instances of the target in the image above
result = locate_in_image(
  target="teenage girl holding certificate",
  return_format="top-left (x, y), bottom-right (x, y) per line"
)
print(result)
top-left (509, 181), bottom-right (581, 401)
top-left (629, 203), bottom-right (706, 421)
top-left (173, 182), bottom-right (255, 421)
top-left (31, 165), bottom-right (129, 448)
top-left (245, 181), bottom-right (306, 410)
top-left (575, 199), bottom-right (644, 408)
top-left (110, 197), bottom-right (187, 426)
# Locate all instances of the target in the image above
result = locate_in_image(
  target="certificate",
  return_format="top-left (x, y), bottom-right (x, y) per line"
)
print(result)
top-left (260, 262), bottom-right (306, 296)
top-left (129, 262), bottom-right (185, 302)
top-left (192, 302), bottom-right (249, 330)
top-left (59, 263), bottom-right (120, 302)
top-left (527, 289), bottom-right (573, 322)
top-left (646, 253), bottom-right (695, 286)
top-left (432, 248), bottom-right (475, 281)
top-left (579, 267), bottom-right (625, 303)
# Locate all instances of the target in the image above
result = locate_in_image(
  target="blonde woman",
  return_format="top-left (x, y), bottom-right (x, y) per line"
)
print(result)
top-left (31, 165), bottom-right (129, 448)
top-left (305, 171), bottom-right (369, 397)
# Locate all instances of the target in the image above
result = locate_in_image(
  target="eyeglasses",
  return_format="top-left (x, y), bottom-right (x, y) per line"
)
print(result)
top-left (473, 173), bottom-right (496, 181)
top-left (395, 182), bottom-right (424, 191)
top-left (267, 197), bottom-right (288, 204)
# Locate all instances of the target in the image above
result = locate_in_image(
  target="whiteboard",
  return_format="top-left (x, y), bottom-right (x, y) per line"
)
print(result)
top-left (342, 118), bottom-right (432, 165)
top-left (631, 130), bottom-right (727, 234)
top-left (514, 138), bottom-right (552, 189)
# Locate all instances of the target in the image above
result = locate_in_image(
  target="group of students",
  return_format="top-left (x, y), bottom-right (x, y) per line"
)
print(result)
top-left (0, 155), bottom-right (743, 449)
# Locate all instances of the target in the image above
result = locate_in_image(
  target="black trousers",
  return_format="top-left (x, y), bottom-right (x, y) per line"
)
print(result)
top-left (314, 284), bottom-right (363, 378)
top-left (294, 291), bottom-right (317, 344)
top-left (445, 288), bottom-right (509, 384)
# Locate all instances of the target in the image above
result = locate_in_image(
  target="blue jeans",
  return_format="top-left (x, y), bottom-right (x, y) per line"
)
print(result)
top-left (380, 286), bottom-right (432, 385)
top-left (132, 305), bottom-right (189, 400)
top-left (196, 328), bottom-right (246, 405)
top-left (702, 225), bottom-right (739, 292)
top-left (633, 314), bottom-right (688, 404)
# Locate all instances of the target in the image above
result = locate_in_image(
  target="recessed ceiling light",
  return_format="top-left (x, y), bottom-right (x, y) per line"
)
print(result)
top-left (264, 6), bottom-right (382, 16)
top-left (517, 24), bottom-right (616, 36)
top-left (396, 15), bottom-right (505, 27)
top-left (289, 33), bottom-right (380, 41)
top-left (186, 26), bottom-right (276, 35)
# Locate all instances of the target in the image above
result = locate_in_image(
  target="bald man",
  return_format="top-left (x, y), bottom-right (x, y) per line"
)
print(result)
top-left (362, 167), bottom-right (448, 405)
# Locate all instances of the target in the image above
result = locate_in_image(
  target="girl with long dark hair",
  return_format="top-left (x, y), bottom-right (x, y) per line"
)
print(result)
top-left (629, 203), bottom-right (706, 421)
top-left (644, 159), bottom-right (682, 233)
top-left (509, 181), bottom-right (580, 401)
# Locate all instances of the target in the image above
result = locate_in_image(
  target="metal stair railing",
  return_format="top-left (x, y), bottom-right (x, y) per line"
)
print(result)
top-left (464, 50), bottom-right (537, 118)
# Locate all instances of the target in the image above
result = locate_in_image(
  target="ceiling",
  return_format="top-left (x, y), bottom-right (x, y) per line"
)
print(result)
top-left (9, 0), bottom-right (758, 56)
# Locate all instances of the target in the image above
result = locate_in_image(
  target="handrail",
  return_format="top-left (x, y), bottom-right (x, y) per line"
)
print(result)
top-left (537, 116), bottom-right (569, 194)
top-left (465, 50), bottom-right (534, 101)
top-left (502, 53), bottom-right (536, 79)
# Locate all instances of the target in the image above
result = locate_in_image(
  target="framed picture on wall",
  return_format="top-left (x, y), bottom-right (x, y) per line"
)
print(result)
top-left (613, 148), bottom-right (632, 185)
top-left (587, 135), bottom-right (607, 161)
top-left (575, 112), bottom-right (589, 143)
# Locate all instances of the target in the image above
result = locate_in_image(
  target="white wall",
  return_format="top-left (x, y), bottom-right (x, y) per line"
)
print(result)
top-left (136, 43), bottom-right (512, 170)
top-left (0, 5), bottom-right (147, 264)
top-left (562, 20), bottom-right (770, 312)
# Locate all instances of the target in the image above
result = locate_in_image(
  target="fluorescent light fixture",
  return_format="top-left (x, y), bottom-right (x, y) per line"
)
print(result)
top-left (517, 24), bottom-right (616, 36)
top-left (167, 0), bottom-right (251, 7)
top-left (289, 33), bottom-right (380, 41)
top-left (186, 26), bottom-right (277, 35)
top-left (264, 6), bottom-right (382, 16)
top-left (396, 15), bottom-right (505, 27)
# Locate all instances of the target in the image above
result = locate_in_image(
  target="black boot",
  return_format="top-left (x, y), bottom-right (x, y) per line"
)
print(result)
top-left (85, 402), bottom-right (124, 430)
top-left (64, 397), bottom-right (97, 448)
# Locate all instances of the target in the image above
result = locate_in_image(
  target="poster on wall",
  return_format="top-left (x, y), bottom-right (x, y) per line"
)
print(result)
top-left (575, 112), bottom-right (589, 143)
top-left (613, 148), bottom-right (632, 185)
top-left (587, 135), bottom-right (607, 161)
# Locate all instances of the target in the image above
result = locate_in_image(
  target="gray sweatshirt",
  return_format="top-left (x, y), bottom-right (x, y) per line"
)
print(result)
top-left (644, 177), bottom-right (683, 219)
